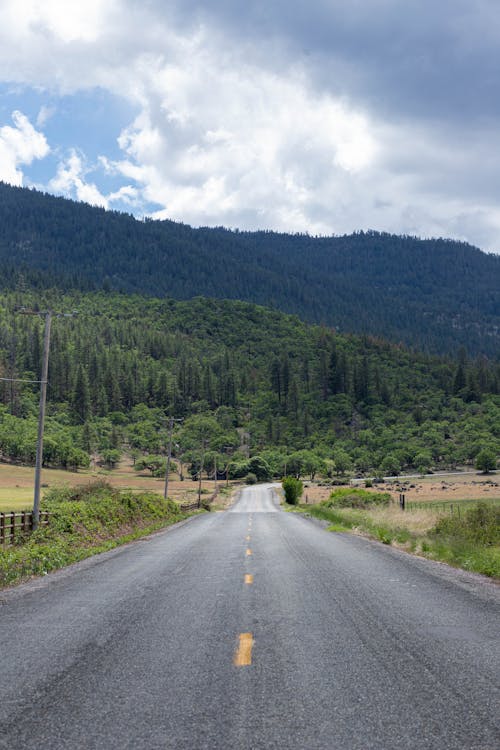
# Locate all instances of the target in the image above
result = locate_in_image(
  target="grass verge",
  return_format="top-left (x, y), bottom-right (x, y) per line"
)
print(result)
top-left (0, 481), bottom-right (200, 589)
top-left (293, 501), bottom-right (500, 579)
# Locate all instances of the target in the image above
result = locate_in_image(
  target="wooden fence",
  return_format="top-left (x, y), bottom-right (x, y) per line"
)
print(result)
top-left (0, 511), bottom-right (50, 546)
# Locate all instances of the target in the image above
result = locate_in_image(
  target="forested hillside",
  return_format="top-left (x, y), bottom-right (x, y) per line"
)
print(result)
top-left (1, 183), bottom-right (499, 356)
top-left (0, 290), bottom-right (498, 479)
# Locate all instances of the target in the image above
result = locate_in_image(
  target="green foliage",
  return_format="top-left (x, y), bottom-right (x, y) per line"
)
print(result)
top-left (0, 287), bottom-right (498, 480)
top-left (282, 476), bottom-right (303, 505)
top-left (0, 481), bottom-right (190, 588)
top-left (325, 487), bottom-right (392, 509)
top-left (246, 456), bottom-right (271, 481)
top-left (100, 449), bottom-right (121, 468)
top-left (433, 503), bottom-right (500, 546)
top-left (134, 455), bottom-right (166, 477)
top-left (332, 449), bottom-right (353, 476)
top-left (245, 473), bottom-right (258, 485)
top-left (475, 448), bottom-right (497, 474)
top-left (378, 454), bottom-right (402, 477)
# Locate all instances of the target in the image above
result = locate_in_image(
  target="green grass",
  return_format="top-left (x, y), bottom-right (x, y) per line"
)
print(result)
top-left (0, 481), bottom-right (200, 589)
top-left (324, 487), bottom-right (392, 509)
top-left (408, 497), bottom-right (500, 512)
top-left (293, 501), bottom-right (500, 578)
top-left (0, 488), bottom-right (34, 511)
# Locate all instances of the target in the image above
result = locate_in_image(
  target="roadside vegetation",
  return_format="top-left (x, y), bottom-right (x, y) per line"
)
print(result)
top-left (295, 489), bottom-right (500, 578)
top-left (0, 481), bottom-right (198, 589)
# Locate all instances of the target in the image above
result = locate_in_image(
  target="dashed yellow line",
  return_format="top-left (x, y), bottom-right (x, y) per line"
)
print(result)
top-left (244, 574), bottom-right (253, 584)
top-left (234, 633), bottom-right (253, 666)
top-left (246, 535), bottom-right (251, 541)
top-left (246, 548), bottom-right (252, 556)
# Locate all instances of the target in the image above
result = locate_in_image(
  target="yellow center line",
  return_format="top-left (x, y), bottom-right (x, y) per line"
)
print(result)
top-left (234, 633), bottom-right (253, 666)
top-left (246, 548), bottom-right (252, 556)
top-left (244, 574), bottom-right (253, 584)
top-left (246, 535), bottom-right (251, 541)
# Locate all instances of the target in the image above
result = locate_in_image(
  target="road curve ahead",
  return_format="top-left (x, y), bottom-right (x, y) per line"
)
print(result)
top-left (1, 485), bottom-right (499, 749)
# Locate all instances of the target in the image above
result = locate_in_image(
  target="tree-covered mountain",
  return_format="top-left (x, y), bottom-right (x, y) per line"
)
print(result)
top-left (0, 289), bottom-right (498, 478)
top-left (1, 182), bottom-right (499, 356)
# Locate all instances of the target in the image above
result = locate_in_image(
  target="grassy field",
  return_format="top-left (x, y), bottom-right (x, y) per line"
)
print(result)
top-left (0, 460), bottom-right (225, 512)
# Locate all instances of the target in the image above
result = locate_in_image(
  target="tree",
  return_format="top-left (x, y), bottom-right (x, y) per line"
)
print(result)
top-left (72, 365), bottom-right (91, 422)
top-left (475, 448), bottom-right (497, 474)
top-left (333, 449), bottom-right (353, 477)
top-left (379, 453), bottom-right (401, 477)
top-left (134, 455), bottom-right (166, 476)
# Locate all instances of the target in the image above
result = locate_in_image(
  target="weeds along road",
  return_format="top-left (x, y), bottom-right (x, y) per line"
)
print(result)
top-left (1, 485), bottom-right (499, 750)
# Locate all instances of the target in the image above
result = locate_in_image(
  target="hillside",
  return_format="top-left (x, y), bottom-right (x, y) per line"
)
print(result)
top-left (0, 183), bottom-right (499, 356)
top-left (0, 289), bottom-right (498, 479)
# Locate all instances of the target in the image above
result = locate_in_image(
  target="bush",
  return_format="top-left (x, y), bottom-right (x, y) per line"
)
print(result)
top-left (0, 483), bottom-right (188, 588)
top-left (282, 476), bottom-right (303, 505)
top-left (245, 473), bottom-right (258, 485)
top-left (44, 480), bottom-right (114, 504)
top-left (325, 487), bottom-right (391, 509)
top-left (433, 502), bottom-right (500, 545)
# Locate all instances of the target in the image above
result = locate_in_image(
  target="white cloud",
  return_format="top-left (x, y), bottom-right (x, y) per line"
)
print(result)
top-left (49, 149), bottom-right (139, 209)
top-left (0, 110), bottom-right (49, 185)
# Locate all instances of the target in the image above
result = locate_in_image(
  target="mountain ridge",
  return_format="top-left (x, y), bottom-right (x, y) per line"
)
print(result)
top-left (0, 182), bottom-right (498, 356)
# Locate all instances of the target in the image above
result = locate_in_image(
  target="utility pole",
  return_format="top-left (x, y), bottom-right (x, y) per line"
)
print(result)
top-left (214, 455), bottom-right (218, 493)
top-left (197, 439), bottom-right (207, 508)
top-left (16, 308), bottom-right (77, 528)
top-left (164, 417), bottom-right (182, 501)
top-left (33, 311), bottom-right (51, 529)
top-left (223, 445), bottom-right (233, 487)
top-left (164, 416), bottom-right (174, 501)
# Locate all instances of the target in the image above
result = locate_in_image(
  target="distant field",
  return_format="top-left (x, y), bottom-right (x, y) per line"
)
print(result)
top-left (302, 472), bottom-right (500, 507)
top-left (0, 461), bottom-right (221, 512)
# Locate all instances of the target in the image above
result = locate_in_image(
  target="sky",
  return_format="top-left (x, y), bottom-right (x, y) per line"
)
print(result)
top-left (1, 1), bottom-right (500, 253)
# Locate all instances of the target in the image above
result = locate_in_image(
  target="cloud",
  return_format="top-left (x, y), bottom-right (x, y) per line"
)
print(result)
top-left (0, 1), bottom-right (499, 250)
top-left (0, 110), bottom-right (49, 185)
top-left (49, 149), bottom-right (139, 209)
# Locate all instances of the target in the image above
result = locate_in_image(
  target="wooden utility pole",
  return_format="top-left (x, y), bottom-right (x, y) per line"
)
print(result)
top-left (164, 416), bottom-right (174, 501)
top-left (197, 440), bottom-right (206, 508)
top-left (33, 312), bottom-right (52, 528)
top-left (164, 417), bottom-right (182, 501)
top-left (16, 308), bottom-right (77, 528)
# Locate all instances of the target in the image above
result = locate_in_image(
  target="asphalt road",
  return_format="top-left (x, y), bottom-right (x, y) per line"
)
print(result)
top-left (1, 484), bottom-right (499, 749)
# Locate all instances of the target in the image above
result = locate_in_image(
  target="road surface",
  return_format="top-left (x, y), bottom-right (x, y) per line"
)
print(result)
top-left (1, 484), bottom-right (499, 749)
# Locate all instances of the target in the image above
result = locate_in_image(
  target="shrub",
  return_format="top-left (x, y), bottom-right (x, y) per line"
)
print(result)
top-left (433, 502), bottom-right (500, 545)
top-left (282, 476), bottom-right (303, 505)
top-left (245, 473), bottom-right (258, 485)
top-left (325, 487), bottom-right (391, 509)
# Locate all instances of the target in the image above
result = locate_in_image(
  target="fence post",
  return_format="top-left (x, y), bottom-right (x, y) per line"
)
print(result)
top-left (0, 513), bottom-right (4, 545)
top-left (9, 512), bottom-right (15, 544)
top-left (399, 493), bottom-right (405, 511)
